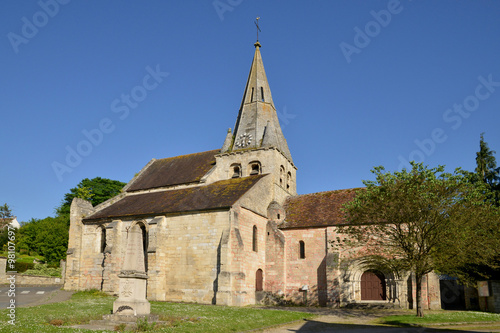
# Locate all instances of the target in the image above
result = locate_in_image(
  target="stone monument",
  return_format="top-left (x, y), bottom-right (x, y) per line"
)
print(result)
top-left (112, 223), bottom-right (150, 316)
top-left (85, 223), bottom-right (158, 331)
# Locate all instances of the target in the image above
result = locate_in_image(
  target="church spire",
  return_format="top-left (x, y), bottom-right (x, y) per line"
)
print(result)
top-left (225, 41), bottom-right (293, 162)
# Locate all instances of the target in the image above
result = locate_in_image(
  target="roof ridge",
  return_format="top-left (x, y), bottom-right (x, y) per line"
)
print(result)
top-left (291, 187), bottom-right (365, 198)
top-left (156, 149), bottom-right (220, 161)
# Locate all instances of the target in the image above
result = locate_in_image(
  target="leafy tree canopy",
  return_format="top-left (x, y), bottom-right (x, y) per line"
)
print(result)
top-left (15, 177), bottom-right (125, 263)
top-left (0, 203), bottom-right (14, 250)
top-left (474, 133), bottom-right (500, 206)
top-left (0, 203), bottom-right (13, 223)
top-left (56, 177), bottom-right (126, 218)
top-left (16, 216), bottom-right (69, 263)
top-left (476, 133), bottom-right (500, 187)
top-left (336, 162), bottom-right (500, 317)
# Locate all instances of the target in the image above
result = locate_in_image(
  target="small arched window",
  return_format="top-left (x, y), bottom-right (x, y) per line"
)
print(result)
top-left (249, 161), bottom-right (261, 176)
top-left (299, 240), bottom-right (305, 259)
top-left (139, 223), bottom-right (148, 272)
top-left (252, 225), bottom-right (258, 252)
top-left (100, 226), bottom-right (106, 253)
top-left (279, 166), bottom-right (285, 187)
top-left (231, 164), bottom-right (242, 178)
top-left (286, 172), bottom-right (292, 190)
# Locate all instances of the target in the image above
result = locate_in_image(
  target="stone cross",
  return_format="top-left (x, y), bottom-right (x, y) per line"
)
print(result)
top-left (254, 17), bottom-right (261, 42)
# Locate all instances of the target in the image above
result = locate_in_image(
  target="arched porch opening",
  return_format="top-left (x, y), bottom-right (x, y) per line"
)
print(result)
top-left (361, 270), bottom-right (386, 300)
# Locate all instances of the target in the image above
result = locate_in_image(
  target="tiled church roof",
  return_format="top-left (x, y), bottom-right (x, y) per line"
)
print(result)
top-left (281, 188), bottom-right (362, 229)
top-left (126, 149), bottom-right (220, 192)
top-left (84, 175), bottom-right (267, 221)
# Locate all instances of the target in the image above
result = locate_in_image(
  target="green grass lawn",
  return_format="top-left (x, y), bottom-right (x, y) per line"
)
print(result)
top-left (0, 252), bottom-right (45, 263)
top-left (0, 290), bottom-right (314, 332)
top-left (379, 310), bottom-right (500, 326)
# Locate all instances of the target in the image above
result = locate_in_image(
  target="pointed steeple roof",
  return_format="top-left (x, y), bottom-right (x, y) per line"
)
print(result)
top-left (226, 42), bottom-right (293, 162)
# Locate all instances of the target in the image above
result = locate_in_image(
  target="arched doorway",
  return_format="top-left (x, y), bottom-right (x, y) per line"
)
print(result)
top-left (361, 270), bottom-right (386, 300)
top-left (255, 269), bottom-right (263, 291)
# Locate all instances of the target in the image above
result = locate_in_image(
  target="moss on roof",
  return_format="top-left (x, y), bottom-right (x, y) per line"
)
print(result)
top-left (281, 188), bottom-right (363, 229)
top-left (126, 149), bottom-right (220, 192)
top-left (84, 175), bottom-right (267, 221)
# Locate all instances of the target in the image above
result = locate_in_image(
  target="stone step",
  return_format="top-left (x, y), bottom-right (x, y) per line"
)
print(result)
top-left (343, 302), bottom-right (397, 309)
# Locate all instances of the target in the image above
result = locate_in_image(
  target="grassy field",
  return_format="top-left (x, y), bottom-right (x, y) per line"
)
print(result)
top-left (0, 290), bottom-right (315, 332)
top-left (379, 310), bottom-right (500, 326)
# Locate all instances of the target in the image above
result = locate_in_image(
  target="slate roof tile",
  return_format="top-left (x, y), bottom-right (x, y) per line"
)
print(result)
top-left (84, 175), bottom-right (267, 221)
top-left (126, 149), bottom-right (219, 192)
top-left (281, 188), bottom-right (363, 229)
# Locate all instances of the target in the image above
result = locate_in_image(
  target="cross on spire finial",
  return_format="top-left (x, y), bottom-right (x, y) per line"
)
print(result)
top-left (254, 17), bottom-right (261, 42)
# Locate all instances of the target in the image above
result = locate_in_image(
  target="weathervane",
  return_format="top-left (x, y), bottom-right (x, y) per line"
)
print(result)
top-left (254, 17), bottom-right (261, 42)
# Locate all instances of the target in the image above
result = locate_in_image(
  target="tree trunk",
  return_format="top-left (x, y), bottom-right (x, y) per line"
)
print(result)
top-left (415, 272), bottom-right (424, 317)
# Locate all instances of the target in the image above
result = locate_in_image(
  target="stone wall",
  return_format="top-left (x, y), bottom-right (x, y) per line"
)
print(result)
top-left (265, 221), bottom-right (285, 294)
top-left (1, 258), bottom-right (65, 286)
top-left (157, 210), bottom-right (231, 304)
top-left (2, 274), bottom-right (63, 285)
top-left (227, 207), bottom-right (268, 305)
top-left (65, 198), bottom-right (95, 290)
top-left (478, 281), bottom-right (500, 313)
top-left (282, 227), bottom-right (329, 306)
top-left (491, 281), bottom-right (500, 313)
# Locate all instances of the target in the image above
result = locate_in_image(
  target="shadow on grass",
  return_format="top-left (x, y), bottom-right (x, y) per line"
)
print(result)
top-left (287, 319), bottom-right (482, 332)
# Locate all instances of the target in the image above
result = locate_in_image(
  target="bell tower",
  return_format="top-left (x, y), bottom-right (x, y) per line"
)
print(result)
top-left (221, 41), bottom-right (293, 163)
top-left (216, 40), bottom-right (296, 202)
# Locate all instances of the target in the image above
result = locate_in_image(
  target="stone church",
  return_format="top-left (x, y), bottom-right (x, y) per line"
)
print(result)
top-left (64, 41), bottom-right (441, 309)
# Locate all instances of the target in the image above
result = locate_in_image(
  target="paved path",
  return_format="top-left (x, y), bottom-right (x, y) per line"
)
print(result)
top-left (255, 308), bottom-right (500, 333)
top-left (0, 285), bottom-right (73, 308)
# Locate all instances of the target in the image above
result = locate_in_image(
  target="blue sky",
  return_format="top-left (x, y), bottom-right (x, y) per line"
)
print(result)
top-left (1, 0), bottom-right (499, 222)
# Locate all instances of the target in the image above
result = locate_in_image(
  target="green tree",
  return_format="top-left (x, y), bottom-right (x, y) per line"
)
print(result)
top-left (0, 203), bottom-right (13, 225)
top-left (476, 133), bottom-right (500, 186)
top-left (56, 177), bottom-right (126, 219)
top-left (335, 163), bottom-right (500, 317)
top-left (468, 133), bottom-right (500, 279)
top-left (475, 133), bottom-right (500, 206)
top-left (16, 218), bottom-right (39, 254)
top-left (17, 177), bottom-right (125, 263)
top-left (0, 204), bottom-right (14, 250)
top-left (17, 216), bottom-right (69, 263)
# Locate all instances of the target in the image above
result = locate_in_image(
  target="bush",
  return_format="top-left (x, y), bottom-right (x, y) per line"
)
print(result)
top-left (12, 261), bottom-right (35, 273)
top-left (23, 263), bottom-right (61, 277)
